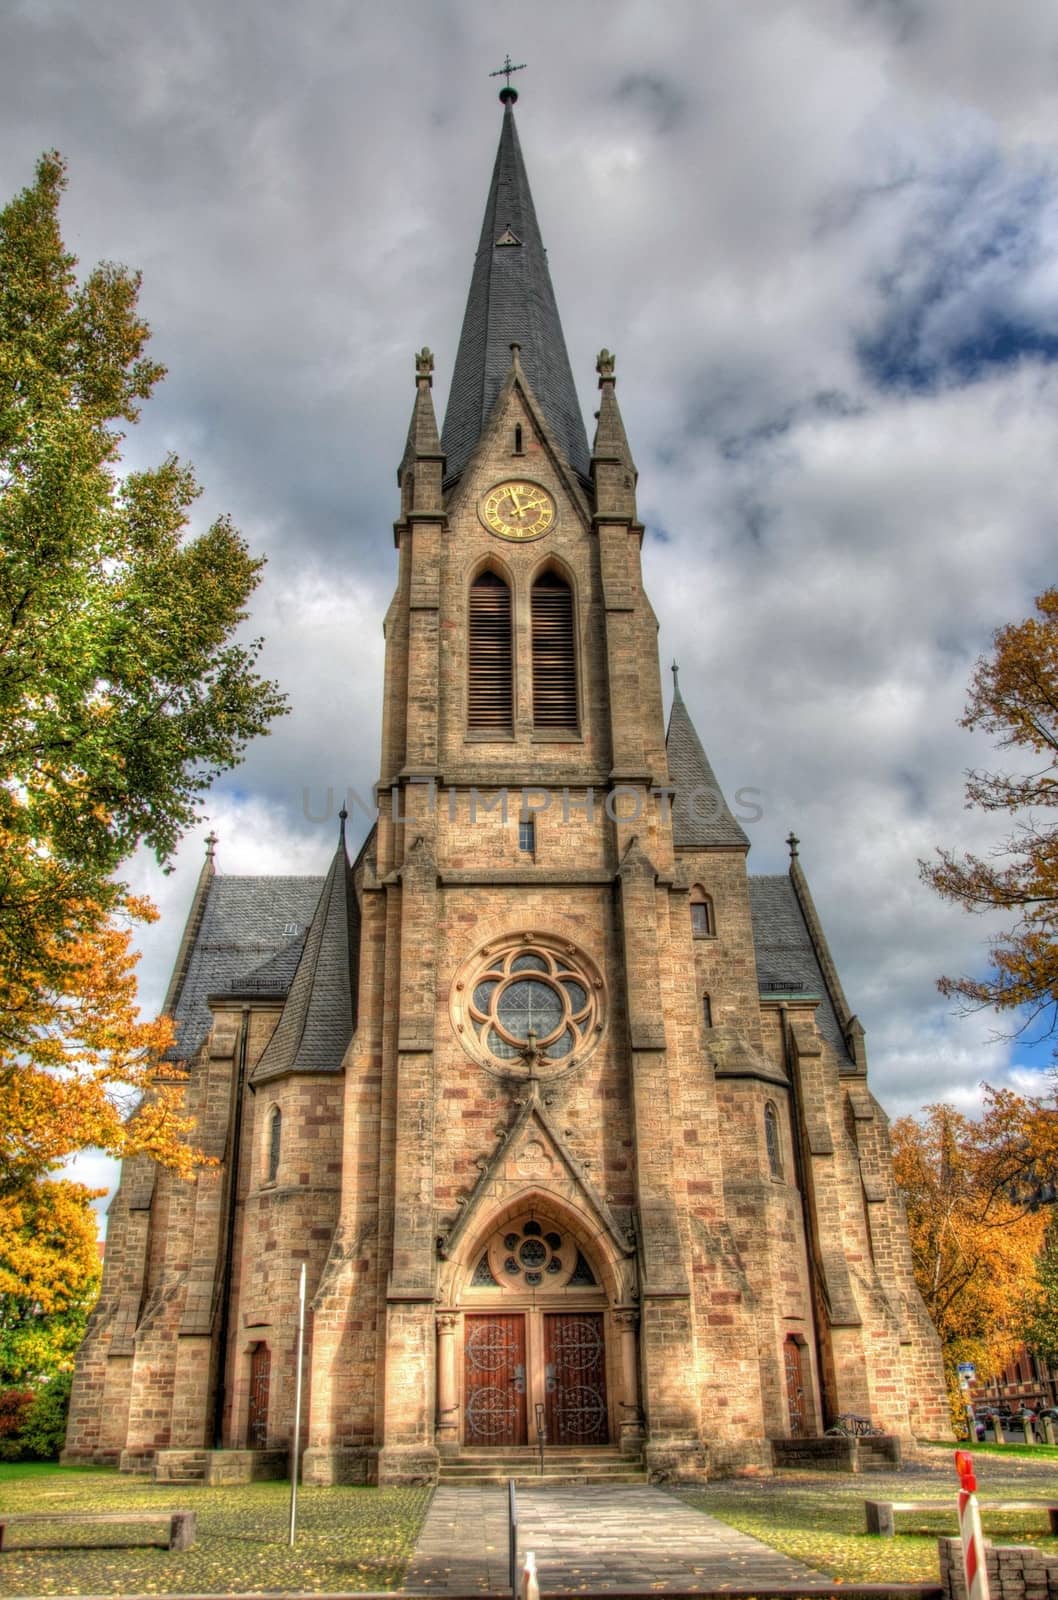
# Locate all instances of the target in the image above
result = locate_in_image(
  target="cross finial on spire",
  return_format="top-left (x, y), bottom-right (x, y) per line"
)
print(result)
top-left (205, 830), bottom-right (218, 861)
top-left (671, 659), bottom-right (680, 690)
top-left (339, 806), bottom-right (349, 847)
top-left (489, 53), bottom-right (526, 104)
top-left (786, 831), bottom-right (800, 860)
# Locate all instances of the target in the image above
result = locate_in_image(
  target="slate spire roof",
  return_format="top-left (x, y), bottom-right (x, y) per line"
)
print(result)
top-left (441, 99), bottom-right (590, 486)
top-left (665, 673), bottom-right (750, 850)
top-left (250, 816), bottom-right (360, 1086)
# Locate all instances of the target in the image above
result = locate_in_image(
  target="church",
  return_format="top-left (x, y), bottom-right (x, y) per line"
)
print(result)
top-left (64, 85), bottom-right (949, 1484)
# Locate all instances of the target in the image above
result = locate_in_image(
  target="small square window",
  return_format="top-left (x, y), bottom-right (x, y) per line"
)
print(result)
top-left (519, 818), bottom-right (535, 853)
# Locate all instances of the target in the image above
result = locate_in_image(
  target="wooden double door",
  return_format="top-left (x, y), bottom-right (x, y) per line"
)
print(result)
top-left (463, 1311), bottom-right (609, 1446)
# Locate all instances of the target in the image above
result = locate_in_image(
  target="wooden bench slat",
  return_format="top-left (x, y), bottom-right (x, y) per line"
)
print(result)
top-left (0, 1509), bottom-right (195, 1554)
top-left (865, 1499), bottom-right (1058, 1537)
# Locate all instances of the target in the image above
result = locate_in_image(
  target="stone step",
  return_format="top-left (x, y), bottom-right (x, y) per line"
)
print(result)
top-left (439, 1468), bottom-right (648, 1486)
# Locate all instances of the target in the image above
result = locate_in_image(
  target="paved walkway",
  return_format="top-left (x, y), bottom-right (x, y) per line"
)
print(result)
top-left (404, 1482), bottom-right (820, 1594)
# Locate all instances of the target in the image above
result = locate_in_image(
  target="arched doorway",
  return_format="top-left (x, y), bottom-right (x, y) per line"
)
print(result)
top-left (449, 1208), bottom-right (617, 1449)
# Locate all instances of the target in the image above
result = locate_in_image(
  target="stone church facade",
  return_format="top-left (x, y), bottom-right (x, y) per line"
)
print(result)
top-left (65, 91), bottom-right (949, 1483)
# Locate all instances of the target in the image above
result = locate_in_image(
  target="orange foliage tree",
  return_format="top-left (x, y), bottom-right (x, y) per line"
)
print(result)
top-left (892, 1086), bottom-right (1058, 1394)
top-left (922, 588), bottom-right (1058, 1046)
top-left (0, 892), bottom-right (200, 1194)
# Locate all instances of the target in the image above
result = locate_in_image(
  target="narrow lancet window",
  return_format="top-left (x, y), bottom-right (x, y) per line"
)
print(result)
top-left (531, 572), bottom-right (577, 730)
top-left (267, 1106), bottom-right (281, 1184)
top-left (468, 572), bottom-right (513, 732)
top-left (764, 1102), bottom-right (783, 1180)
top-left (702, 993), bottom-right (713, 1029)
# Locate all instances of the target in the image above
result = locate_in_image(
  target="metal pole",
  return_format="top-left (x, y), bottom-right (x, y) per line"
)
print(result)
top-left (508, 1479), bottom-right (518, 1599)
top-left (288, 1262), bottom-right (307, 1547)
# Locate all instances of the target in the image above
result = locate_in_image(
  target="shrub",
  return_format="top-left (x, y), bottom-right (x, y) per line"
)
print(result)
top-left (18, 1371), bottom-right (73, 1460)
top-left (0, 1388), bottom-right (34, 1459)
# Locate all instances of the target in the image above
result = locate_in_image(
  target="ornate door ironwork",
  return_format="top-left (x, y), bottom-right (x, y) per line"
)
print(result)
top-left (784, 1335), bottom-right (809, 1438)
top-left (544, 1312), bottom-right (608, 1445)
top-left (463, 1314), bottom-right (527, 1445)
top-left (248, 1343), bottom-right (270, 1447)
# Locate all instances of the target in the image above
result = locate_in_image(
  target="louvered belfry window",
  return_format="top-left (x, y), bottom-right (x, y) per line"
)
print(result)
top-left (468, 571), bottom-right (513, 732)
top-left (531, 572), bottom-right (577, 730)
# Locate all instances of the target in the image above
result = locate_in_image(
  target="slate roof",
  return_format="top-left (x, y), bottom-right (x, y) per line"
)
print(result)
top-left (441, 101), bottom-right (591, 486)
top-left (665, 683), bottom-right (750, 850)
top-left (250, 836), bottom-right (360, 1085)
top-left (165, 875), bottom-right (325, 1064)
top-left (748, 874), bottom-right (854, 1067)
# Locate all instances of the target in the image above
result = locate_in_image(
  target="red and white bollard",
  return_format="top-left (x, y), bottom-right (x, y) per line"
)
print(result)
top-left (521, 1551), bottom-right (540, 1600)
top-left (955, 1451), bottom-right (990, 1600)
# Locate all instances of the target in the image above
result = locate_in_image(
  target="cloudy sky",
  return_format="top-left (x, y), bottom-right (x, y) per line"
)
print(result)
top-left (5, 0), bottom-right (1057, 1213)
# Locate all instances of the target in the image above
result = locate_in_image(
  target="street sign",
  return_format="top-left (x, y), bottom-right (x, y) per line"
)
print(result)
top-left (957, 1363), bottom-right (976, 1379)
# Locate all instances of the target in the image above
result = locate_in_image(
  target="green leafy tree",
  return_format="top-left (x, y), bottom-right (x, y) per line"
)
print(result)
top-left (1024, 1209), bottom-right (1058, 1367)
top-left (0, 151), bottom-right (287, 1043)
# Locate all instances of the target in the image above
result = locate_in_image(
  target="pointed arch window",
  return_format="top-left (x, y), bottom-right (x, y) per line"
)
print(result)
top-left (266, 1106), bottom-right (281, 1184)
top-left (690, 886), bottom-right (715, 938)
top-left (764, 1101), bottom-right (783, 1180)
top-left (532, 572), bottom-right (577, 730)
top-left (468, 571), bottom-right (513, 732)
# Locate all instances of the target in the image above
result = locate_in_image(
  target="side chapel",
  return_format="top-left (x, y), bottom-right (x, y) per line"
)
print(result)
top-left (65, 86), bottom-right (949, 1483)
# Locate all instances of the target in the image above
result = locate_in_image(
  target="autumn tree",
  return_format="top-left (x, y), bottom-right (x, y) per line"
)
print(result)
top-left (0, 152), bottom-right (287, 1175)
top-left (0, 1178), bottom-right (101, 1385)
top-left (923, 589), bottom-right (1058, 1048)
top-left (891, 1086), bottom-right (1058, 1390)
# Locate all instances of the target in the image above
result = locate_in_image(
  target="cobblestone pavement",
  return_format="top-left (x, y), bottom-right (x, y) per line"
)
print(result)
top-left (403, 1482), bottom-right (820, 1594)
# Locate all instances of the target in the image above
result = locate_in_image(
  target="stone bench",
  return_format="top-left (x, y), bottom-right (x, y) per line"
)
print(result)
top-left (0, 1509), bottom-right (196, 1553)
top-left (865, 1499), bottom-right (1058, 1537)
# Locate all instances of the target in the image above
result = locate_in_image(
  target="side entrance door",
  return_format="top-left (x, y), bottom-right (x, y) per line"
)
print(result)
top-left (463, 1314), bottom-right (528, 1446)
top-left (784, 1335), bottom-right (809, 1437)
top-left (248, 1344), bottom-right (270, 1447)
top-left (544, 1312), bottom-right (608, 1445)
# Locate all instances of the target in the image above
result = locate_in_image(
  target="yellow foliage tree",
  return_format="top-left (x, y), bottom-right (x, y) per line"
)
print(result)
top-left (892, 1087), bottom-right (1058, 1398)
top-left (0, 1178), bottom-right (101, 1384)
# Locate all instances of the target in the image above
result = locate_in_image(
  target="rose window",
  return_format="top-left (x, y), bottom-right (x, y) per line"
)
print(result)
top-left (453, 936), bottom-right (603, 1078)
top-left (470, 1216), bottom-right (601, 1293)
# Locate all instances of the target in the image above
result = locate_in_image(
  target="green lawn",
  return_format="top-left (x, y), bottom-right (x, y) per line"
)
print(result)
top-left (681, 1467), bottom-right (1058, 1585)
top-left (923, 1439), bottom-right (1058, 1461)
top-left (0, 1464), bottom-right (429, 1596)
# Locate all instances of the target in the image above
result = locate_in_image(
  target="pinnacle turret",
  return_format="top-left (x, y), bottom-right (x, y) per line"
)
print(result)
top-left (441, 98), bottom-right (590, 485)
top-left (665, 676), bottom-right (750, 851)
top-left (250, 820), bottom-right (359, 1085)
top-left (591, 349), bottom-right (637, 519)
top-left (398, 347), bottom-right (445, 517)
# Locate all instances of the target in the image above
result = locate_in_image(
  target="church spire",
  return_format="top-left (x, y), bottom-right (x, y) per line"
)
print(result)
top-left (441, 96), bottom-right (590, 486)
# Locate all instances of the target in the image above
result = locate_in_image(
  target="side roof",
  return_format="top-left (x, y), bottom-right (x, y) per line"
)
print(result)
top-left (164, 874), bottom-right (324, 1064)
top-left (748, 874), bottom-right (856, 1069)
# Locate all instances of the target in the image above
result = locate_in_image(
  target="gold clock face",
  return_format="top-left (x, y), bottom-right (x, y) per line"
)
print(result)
top-left (480, 480), bottom-right (556, 541)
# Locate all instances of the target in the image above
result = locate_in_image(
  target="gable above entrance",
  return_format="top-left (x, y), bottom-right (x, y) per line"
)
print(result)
top-left (438, 1082), bottom-right (636, 1306)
